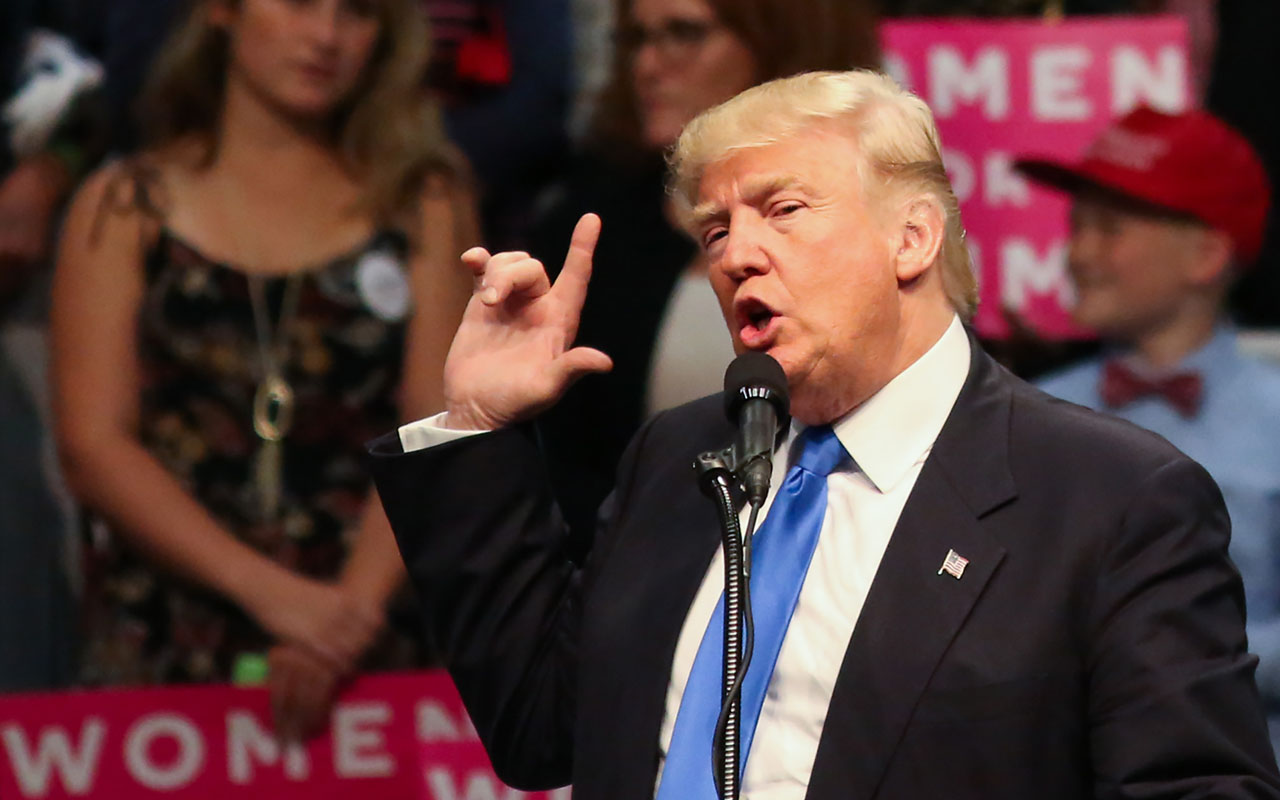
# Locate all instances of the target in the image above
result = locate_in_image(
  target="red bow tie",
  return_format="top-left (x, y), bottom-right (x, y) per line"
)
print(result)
top-left (1100, 359), bottom-right (1204, 418)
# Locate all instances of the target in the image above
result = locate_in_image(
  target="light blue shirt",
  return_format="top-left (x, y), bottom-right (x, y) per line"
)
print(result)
top-left (1038, 325), bottom-right (1280, 751)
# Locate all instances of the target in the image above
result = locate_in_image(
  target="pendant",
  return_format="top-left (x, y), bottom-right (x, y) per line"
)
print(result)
top-left (252, 375), bottom-right (294, 442)
top-left (254, 439), bottom-right (282, 522)
top-left (252, 375), bottom-right (294, 521)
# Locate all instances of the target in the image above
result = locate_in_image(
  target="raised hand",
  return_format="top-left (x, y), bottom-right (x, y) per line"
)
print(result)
top-left (442, 213), bottom-right (613, 430)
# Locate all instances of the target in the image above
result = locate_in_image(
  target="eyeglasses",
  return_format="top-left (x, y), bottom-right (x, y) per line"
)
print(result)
top-left (616, 17), bottom-right (719, 62)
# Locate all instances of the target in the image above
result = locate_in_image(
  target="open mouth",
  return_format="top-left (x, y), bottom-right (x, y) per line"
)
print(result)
top-left (735, 298), bottom-right (778, 347)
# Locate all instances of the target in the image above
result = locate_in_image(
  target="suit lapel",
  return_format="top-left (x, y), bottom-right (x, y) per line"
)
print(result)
top-left (579, 404), bottom-right (733, 799)
top-left (618, 481), bottom-right (723, 793)
top-left (806, 343), bottom-right (1018, 799)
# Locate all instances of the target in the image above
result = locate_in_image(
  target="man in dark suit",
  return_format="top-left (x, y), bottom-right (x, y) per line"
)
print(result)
top-left (369, 70), bottom-right (1280, 798)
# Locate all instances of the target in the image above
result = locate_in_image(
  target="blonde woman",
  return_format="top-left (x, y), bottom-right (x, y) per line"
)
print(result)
top-left (53, 0), bottom-right (474, 738)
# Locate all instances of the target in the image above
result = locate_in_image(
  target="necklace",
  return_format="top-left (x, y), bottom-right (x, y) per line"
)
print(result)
top-left (247, 272), bottom-right (304, 522)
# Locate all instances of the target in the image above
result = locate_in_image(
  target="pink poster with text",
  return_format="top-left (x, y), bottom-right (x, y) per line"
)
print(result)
top-left (0, 671), bottom-right (569, 799)
top-left (881, 16), bottom-right (1191, 339)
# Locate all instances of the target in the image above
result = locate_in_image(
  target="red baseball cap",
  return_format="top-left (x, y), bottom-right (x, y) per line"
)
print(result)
top-left (1016, 106), bottom-right (1271, 265)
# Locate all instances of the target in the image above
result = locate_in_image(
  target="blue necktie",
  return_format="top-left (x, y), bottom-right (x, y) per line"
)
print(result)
top-left (657, 425), bottom-right (850, 799)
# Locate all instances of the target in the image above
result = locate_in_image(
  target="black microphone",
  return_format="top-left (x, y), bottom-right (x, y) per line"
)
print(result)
top-left (723, 352), bottom-right (790, 506)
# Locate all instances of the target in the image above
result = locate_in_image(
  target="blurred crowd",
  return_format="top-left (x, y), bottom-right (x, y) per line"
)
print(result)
top-left (1, 0), bottom-right (1277, 749)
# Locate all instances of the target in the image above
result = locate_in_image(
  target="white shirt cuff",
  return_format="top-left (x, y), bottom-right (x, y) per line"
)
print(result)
top-left (398, 412), bottom-right (491, 453)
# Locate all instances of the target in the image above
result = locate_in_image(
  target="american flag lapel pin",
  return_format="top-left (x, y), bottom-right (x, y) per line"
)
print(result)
top-left (938, 549), bottom-right (969, 580)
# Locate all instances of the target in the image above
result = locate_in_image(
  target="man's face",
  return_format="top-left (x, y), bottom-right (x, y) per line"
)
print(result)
top-left (693, 128), bottom-right (904, 425)
top-left (1067, 192), bottom-right (1213, 341)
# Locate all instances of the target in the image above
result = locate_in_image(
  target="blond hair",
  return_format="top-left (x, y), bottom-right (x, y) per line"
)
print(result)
top-left (669, 69), bottom-right (977, 318)
top-left (138, 0), bottom-right (461, 225)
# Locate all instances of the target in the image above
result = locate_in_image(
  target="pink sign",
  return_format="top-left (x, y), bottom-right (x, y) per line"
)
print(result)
top-left (0, 671), bottom-right (570, 799)
top-left (882, 16), bottom-right (1191, 338)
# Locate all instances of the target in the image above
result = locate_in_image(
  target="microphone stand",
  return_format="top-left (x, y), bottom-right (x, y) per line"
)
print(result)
top-left (694, 351), bottom-right (786, 799)
top-left (694, 450), bottom-right (758, 800)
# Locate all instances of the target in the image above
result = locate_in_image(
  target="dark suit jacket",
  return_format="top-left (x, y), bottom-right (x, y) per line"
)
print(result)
top-left (369, 343), bottom-right (1280, 799)
top-left (527, 152), bottom-right (696, 543)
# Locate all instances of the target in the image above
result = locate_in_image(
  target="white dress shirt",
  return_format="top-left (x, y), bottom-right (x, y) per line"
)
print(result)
top-left (656, 316), bottom-right (969, 799)
top-left (398, 316), bottom-right (971, 799)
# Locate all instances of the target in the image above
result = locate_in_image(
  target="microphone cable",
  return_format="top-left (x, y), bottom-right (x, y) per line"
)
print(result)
top-left (710, 499), bottom-right (760, 800)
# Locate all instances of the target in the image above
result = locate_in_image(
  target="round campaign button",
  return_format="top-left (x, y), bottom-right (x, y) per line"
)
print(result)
top-left (355, 249), bottom-right (410, 322)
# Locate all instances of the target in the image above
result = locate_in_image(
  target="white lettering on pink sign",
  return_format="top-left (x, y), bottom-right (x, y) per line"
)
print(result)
top-left (226, 711), bottom-right (310, 783)
top-left (334, 702), bottom-right (395, 779)
top-left (418, 699), bottom-right (480, 742)
top-left (1, 718), bottom-right (106, 796)
top-left (1112, 44), bottom-right (1186, 113)
top-left (0, 672), bottom-right (567, 799)
top-left (122, 713), bottom-right (205, 791)
top-left (930, 46), bottom-right (1011, 119)
top-left (1032, 46), bottom-right (1093, 121)
top-left (883, 16), bottom-right (1190, 338)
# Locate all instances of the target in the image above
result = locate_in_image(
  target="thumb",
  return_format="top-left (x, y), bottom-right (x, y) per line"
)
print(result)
top-left (551, 347), bottom-right (613, 388)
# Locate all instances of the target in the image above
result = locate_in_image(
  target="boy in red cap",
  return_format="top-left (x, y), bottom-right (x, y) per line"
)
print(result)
top-left (1020, 106), bottom-right (1280, 751)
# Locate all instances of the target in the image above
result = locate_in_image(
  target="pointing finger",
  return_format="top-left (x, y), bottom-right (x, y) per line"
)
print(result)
top-left (553, 213), bottom-right (601, 308)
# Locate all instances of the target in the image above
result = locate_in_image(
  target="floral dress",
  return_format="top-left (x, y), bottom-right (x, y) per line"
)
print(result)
top-left (79, 224), bottom-right (429, 685)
